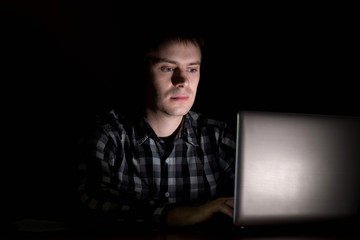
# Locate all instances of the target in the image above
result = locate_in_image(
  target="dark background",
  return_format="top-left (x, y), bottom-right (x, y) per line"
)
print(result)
top-left (1, 1), bottom-right (359, 225)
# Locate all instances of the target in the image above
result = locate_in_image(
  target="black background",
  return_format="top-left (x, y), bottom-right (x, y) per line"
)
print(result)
top-left (1, 1), bottom-right (359, 224)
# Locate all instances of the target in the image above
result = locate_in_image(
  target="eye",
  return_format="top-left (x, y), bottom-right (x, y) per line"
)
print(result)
top-left (161, 67), bottom-right (174, 72)
top-left (187, 68), bottom-right (198, 73)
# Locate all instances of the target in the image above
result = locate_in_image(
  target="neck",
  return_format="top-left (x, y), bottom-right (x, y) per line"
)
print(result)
top-left (146, 110), bottom-right (184, 137)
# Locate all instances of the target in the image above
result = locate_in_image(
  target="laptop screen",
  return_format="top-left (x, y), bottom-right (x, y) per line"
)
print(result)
top-left (233, 111), bottom-right (360, 227)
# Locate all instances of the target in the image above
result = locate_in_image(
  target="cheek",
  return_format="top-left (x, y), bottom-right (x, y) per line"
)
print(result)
top-left (191, 79), bottom-right (200, 91)
top-left (147, 72), bottom-right (164, 91)
top-left (150, 79), bottom-right (169, 98)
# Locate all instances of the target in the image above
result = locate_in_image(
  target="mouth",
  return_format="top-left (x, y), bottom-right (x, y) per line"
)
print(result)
top-left (171, 95), bottom-right (189, 101)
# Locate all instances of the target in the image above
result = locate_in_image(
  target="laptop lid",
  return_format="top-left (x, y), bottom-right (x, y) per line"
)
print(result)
top-left (233, 110), bottom-right (360, 227)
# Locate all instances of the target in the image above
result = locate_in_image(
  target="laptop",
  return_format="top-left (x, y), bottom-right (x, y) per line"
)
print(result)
top-left (233, 110), bottom-right (360, 231)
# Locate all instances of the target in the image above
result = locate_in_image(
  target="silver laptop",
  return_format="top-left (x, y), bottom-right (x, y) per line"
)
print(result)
top-left (233, 110), bottom-right (360, 227)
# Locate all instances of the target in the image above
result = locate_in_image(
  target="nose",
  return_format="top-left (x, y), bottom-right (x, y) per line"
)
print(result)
top-left (172, 68), bottom-right (189, 88)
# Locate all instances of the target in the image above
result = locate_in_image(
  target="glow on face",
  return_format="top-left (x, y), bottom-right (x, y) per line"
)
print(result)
top-left (146, 41), bottom-right (201, 117)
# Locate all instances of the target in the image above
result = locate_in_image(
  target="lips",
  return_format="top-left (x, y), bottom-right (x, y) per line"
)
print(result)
top-left (171, 95), bottom-right (189, 101)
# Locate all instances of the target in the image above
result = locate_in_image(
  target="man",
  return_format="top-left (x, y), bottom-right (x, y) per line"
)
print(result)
top-left (76, 29), bottom-right (236, 232)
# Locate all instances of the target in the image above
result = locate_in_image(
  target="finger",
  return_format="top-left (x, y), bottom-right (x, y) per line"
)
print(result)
top-left (224, 198), bottom-right (234, 208)
top-left (220, 201), bottom-right (234, 218)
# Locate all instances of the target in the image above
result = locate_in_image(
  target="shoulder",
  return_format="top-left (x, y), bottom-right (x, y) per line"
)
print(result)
top-left (94, 109), bottom-right (118, 128)
top-left (92, 108), bottom-right (132, 134)
top-left (187, 110), bottom-right (230, 131)
top-left (186, 111), bottom-right (236, 151)
top-left (187, 111), bottom-right (236, 143)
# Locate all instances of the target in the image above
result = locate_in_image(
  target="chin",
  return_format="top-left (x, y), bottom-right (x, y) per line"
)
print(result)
top-left (167, 108), bottom-right (191, 117)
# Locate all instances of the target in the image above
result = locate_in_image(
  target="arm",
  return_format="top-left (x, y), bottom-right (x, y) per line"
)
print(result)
top-left (166, 197), bottom-right (234, 227)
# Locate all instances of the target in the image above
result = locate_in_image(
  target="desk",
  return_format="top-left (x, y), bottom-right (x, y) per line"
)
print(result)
top-left (10, 218), bottom-right (359, 240)
top-left (11, 232), bottom-right (360, 240)
top-left (11, 228), bottom-right (360, 240)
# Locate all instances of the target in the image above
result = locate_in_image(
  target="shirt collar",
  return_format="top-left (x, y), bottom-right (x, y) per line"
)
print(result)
top-left (181, 113), bottom-right (199, 146)
top-left (135, 112), bottom-right (199, 147)
top-left (134, 116), bottom-right (156, 145)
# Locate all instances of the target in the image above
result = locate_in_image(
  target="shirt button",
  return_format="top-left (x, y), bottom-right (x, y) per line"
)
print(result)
top-left (165, 192), bottom-right (170, 198)
top-left (165, 159), bottom-right (169, 164)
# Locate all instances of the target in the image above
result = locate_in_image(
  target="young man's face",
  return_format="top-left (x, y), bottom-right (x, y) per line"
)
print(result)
top-left (145, 40), bottom-right (201, 117)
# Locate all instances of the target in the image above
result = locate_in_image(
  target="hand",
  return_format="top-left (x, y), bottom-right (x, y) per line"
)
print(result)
top-left (166, 197), bottom-right (234, 227)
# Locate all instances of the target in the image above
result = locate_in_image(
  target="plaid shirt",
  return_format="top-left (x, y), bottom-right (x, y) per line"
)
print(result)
top-left (77, 109), bottom-right (236, 230)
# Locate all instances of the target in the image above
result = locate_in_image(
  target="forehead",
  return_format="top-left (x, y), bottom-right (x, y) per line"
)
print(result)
top-left (150, 40), bottom-right (202, 63)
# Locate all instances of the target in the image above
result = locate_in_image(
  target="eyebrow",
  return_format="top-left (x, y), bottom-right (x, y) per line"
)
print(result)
top-left (151, 57), bottom-right (201, 66)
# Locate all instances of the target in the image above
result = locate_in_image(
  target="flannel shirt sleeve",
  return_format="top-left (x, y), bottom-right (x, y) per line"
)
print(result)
top-left (216, 123), bottom-right (236, 198)
top-left (75, 122), bottom-right (175, 231)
